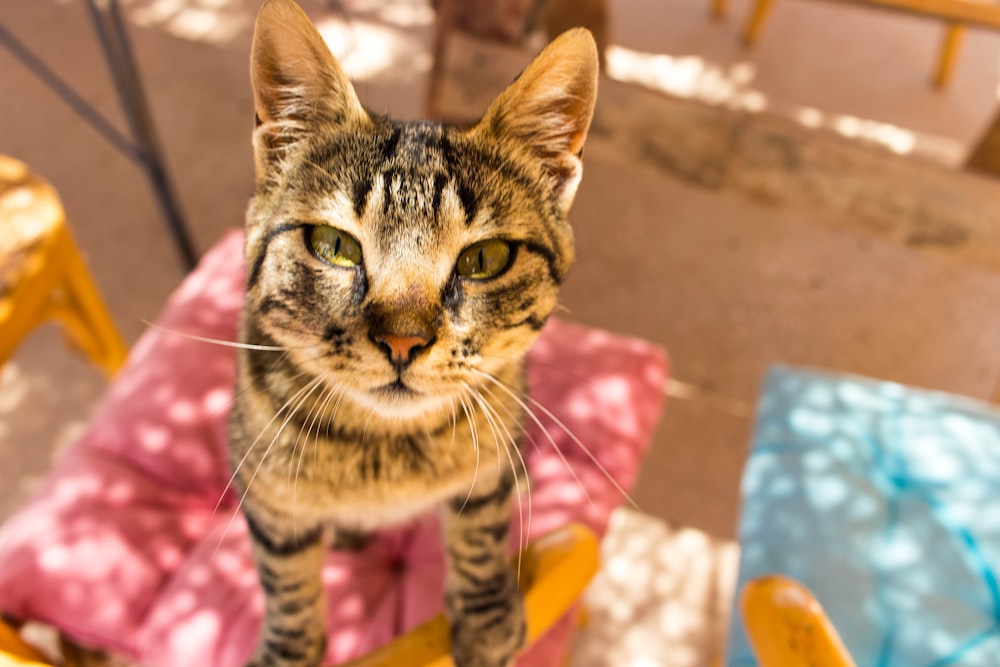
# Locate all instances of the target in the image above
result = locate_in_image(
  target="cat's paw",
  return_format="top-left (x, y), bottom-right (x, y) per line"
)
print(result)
top-left (447, 570), bottom-right (526, 667)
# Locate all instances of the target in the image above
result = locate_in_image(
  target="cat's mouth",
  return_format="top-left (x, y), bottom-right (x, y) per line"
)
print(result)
top-left (356, 377), bottom-right (455, 421)
top-left (373, 379), bottom-right (418, 398)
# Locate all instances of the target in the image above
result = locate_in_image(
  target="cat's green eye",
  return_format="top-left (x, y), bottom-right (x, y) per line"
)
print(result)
top-left (309, 225), bottom-right (362, 268)
top-left (456, 240), bottom-right (512, 280)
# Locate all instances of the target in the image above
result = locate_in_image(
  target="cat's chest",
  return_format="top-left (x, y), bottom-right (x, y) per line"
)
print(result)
top-left (241, 416), bottom-right (508, 527)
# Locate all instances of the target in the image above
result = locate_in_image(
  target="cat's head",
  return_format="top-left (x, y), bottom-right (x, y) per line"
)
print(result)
top-left (243, 0), bottom-right (597, 420)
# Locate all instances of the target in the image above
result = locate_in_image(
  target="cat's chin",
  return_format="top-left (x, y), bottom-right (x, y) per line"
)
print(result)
top-left (350, 383), bottom-right (454, 422)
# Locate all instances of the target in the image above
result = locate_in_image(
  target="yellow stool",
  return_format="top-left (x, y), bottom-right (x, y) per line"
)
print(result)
top-left (0, 155), bottom-right (126, 378)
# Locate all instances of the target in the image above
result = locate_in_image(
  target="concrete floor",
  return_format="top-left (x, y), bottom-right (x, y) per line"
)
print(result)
top-left (3, 0), bottom-right (1000, 663)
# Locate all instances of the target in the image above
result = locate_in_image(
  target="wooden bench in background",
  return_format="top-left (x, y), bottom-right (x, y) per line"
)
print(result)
top-left (740, 0), bottom-right (1000, 89)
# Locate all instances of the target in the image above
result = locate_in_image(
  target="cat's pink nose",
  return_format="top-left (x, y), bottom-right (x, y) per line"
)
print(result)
top-left (373, 333), bottom-right (432, 365)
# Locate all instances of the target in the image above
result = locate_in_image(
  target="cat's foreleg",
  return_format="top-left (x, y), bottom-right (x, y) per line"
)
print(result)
top-left (443, 472), bottom-right (525, 667)
top-left (243, 510), bottom-right (327, 667)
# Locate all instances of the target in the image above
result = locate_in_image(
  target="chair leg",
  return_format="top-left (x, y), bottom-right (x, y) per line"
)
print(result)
top-left (933, 23), bottom-right (963, 89)
top-left (967, 108), bottom-right (1000, 176)
top-left (743, 0), bottom-right (776, 46)
top-left (47, 227), bottom-right (127, 378)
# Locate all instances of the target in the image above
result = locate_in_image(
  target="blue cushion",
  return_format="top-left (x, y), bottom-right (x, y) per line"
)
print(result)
top-left (726, 365), bottom-right (1000, 667)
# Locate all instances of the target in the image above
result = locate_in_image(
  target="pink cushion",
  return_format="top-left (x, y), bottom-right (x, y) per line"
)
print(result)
top-left (0, 230), bottom-right (667, 667)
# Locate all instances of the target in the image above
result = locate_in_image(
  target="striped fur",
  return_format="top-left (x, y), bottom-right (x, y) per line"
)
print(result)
top-left (231, 2), bottom-right (597, 665)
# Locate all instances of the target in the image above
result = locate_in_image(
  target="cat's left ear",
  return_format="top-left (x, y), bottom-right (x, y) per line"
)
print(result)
top-left (473, 28), bottom-right (599, 216)
top-left (250, 0), bottom-right (367, 177)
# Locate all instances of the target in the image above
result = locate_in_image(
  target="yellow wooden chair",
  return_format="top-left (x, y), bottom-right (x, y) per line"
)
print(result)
top-left (740, 574), bottom-right (858, 667)
top-left (0, 155), bottom-right (127, 378)
top-left (0, 522), bottom-right (599, 667)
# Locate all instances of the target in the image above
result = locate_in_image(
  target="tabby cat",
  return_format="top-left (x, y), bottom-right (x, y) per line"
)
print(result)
top-left (229, 1), bottom-right (598, 665)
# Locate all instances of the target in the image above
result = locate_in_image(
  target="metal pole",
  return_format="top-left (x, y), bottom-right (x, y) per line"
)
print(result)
top-left (83, 0), bottom-right (198, 271)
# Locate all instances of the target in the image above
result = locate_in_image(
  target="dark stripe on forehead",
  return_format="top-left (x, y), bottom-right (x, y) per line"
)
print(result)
top-left (432, 172), bottom-right (449, 217)
top-left (439, 133), bottom-right (476, 224)
top-left (381, 168), bottom-right (396, 215)
top-left (458, 183), bottom-right (478, 226)
top-left (380, 125), bottom-right (403, 163)
top-left (352, 177), bottom-right (373, 218)
top-left (247, 222), bottom-right (306, 290)
top-left (348, 126), bottom-right (401, 218)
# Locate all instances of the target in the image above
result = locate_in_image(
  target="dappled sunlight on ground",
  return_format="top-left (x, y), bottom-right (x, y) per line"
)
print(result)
top-left (607, 46), bottom-right (764, 110)
top-left (571, 508), bottom-right (739, 667)
top-left (108, 0), bottom-right (436, 117)
top-left (121, 0), bottom-right (257, 45)
top-left (346, 0), bottom-right (435, 27)
top-left (116, 0), bottom-right (436, 84)
top-left (316, 17), bottom-right (432, 83)
top-left (606, 44), bottom-right (964, 165)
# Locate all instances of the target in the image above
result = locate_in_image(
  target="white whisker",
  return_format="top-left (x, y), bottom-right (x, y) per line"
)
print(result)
top-left (473, 369), bottom-right (598, 510)
top-left (523, 391), bottom-right (638, 510)
top-left (456, 389), bottom-right (481, 514)
top-left (290, 381), bottom-right (325, 484)
top-left (447, 396), bottom-right (459, 456)
top-left (214, 373), bottom-right (325, 557)
top-left (324, 388), bottom-right (347, 443)
top-left (468, 385), bottom-right (529, 579)
top-left (141, 319), bottom-right (292, 351)
top-left (243, 374), bottom-right (326, 539)
top-left (292, 378), bottom-right (340, 517)
top-left (213, 366), bottom-right (314, 517)
top-left (476, 382), bottom-right (532, 562)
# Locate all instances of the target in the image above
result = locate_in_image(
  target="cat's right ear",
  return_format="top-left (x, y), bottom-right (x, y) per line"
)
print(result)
top-left (250, 0), bottom-right (367, 179)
